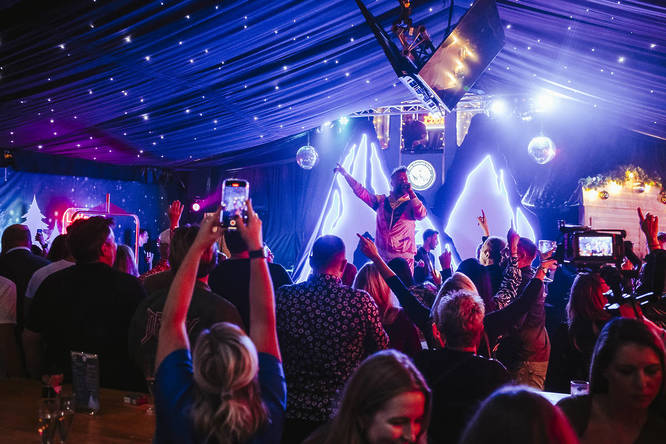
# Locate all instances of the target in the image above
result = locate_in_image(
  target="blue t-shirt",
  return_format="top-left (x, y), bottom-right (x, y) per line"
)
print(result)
top-left (154, 348), bottom-right (286, 444)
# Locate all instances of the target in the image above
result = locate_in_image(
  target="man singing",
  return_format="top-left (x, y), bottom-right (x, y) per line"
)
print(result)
top-left (334, 163), bottom-right (427, 271)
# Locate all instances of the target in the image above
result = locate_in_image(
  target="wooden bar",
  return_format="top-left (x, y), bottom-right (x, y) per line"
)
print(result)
top-left (0, 378), bottom-right (154, 443)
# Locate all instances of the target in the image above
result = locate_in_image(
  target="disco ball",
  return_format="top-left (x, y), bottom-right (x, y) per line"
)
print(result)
top-left (527, 136), bottom-right (556, 165)
top-left (296, 145), bottom-right (318, 170)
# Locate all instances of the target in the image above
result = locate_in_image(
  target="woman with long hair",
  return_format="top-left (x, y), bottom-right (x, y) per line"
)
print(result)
top-left (558, 318), bottom-right (666, 444)
top-left (114, 244), bottom-right (139, 277)
top-left (154, 202), bottom-right (285, 444)
top-left (354, 263), bottom-right (421, 357)
top-left (305, 350), bottom-right (431, 444)
top-left (460, 385), bottom-right (579, 444)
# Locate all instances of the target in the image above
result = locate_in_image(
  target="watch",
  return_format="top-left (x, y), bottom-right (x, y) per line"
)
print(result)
top-left (249, 248), bottom-right (267, 259)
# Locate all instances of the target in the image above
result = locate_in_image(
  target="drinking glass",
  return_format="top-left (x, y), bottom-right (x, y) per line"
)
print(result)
top-left (144, 355), bottom-right (156, 415)
top-left (538, 240), bottom-right (557, 283)
top-left (570, 380), bottom-right (590, 396)
top-left (57, 397), bottom-right (75, 442)
top-left (38, 399), bottom-right (58, 444)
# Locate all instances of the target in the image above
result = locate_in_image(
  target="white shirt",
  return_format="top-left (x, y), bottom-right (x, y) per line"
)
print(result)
top-left (25, 260), bottom-right (75, 300)
top-left (0, 276), bottom-right (16, 325)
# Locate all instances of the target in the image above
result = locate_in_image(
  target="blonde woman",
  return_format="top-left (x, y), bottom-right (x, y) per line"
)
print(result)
top-left (154, 202), bottom-right (285, 444)
top-left (114, 244), bottom-right (139, 277)
top-left (354, 263), bottom-right (421, 358)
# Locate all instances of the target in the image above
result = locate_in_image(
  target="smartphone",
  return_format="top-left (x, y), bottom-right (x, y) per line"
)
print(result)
top-left (221, 179), bottom-right (250, 230)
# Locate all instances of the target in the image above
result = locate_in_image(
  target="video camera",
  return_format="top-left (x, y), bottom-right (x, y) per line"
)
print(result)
top-left (554, 221), bottom-right (626, 269)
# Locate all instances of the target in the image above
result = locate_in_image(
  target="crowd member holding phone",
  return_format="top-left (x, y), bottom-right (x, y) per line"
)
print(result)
top-left (334, 164), bottom-right (427, 272)
top-left (154, 202), bottom-right (286, 444)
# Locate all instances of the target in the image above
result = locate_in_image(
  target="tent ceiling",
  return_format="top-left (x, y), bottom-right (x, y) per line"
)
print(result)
top-left (0, 0), bottom-right (664, 169)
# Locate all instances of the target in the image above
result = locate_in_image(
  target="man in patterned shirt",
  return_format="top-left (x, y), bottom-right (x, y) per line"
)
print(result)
top-left (276, 235), bottom-right (389, 444)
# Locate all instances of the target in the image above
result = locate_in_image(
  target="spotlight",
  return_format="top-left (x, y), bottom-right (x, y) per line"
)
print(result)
top-left (191, 202), bottom-right (201, 212)
top-left (339, 116), bottom-right (349, 126)
top-left (489, 100), bottom-right (508, 117)
top-left (534, 92), bottom-right (555, 112)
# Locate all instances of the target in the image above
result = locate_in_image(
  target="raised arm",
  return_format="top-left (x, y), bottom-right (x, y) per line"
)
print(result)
top-left (638, 207), bottom-right (662, 252)
top-left (236, 200), bottom-right (281, 360)
top-left (357, 234), bottom-right (430, 330)
top-left (484, 259), bottom-right (555, 346)
top-left (492, 227), bottom-right (521, 310)
top-left (407, 184), bottom-right (427, 220)
top-left (334, 163), bottom-right (379, 209)
top-left (156, 208), bottom-right (222, 370)
top-left (478, 210), bottom-right (490, 238)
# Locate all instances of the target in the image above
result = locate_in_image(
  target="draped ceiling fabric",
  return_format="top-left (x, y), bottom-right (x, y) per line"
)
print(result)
top-left (0, 0), bottom-right (664, 169)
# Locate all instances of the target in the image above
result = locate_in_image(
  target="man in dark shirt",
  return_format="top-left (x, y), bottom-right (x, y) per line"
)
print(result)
top-left (128, 225), bottom-right (244, 375)
top-left (415, 290), bottom-right (509, 444)
top-left (414, 228), bottom-right (441, 285)
top-left (496, 237), bottom-right (550, 389)
top-left (209, 230), bottom-right (292, 329)
top-left (23, 217), bottom-right (146, 390)
top-left (276, 235), bottom-right (389, 444)
top-left (0, 224), bottom-right (50, 329)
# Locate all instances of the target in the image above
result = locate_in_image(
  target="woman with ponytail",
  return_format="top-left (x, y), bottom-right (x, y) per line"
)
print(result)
top-left (154, 202), bottom-right (285, 444)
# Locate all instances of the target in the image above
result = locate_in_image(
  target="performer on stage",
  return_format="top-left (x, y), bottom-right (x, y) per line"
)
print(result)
top-left (334, 163), bottom-right (427, 271)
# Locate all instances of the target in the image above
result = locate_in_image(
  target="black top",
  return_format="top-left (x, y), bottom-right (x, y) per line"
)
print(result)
top-left (414, 246), bottom-right (436, 284)
top-left (128, 280), bottom-right (244, 375)
top-left (25, 262), bottom-right (146, 390)
top-left (415, 348), bottom-right (510, 444)
top-left (0, 248), bottom-right (50, 327)
top-left (557, 395), bottom-right (666, 443)
top-left (209, 259), bottom-right (292, 329)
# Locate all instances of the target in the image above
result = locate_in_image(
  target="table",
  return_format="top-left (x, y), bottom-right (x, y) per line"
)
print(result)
top-left (0, 378), bottom-right (155, 443)
top-left (541, 390), bottom-right (569, 405)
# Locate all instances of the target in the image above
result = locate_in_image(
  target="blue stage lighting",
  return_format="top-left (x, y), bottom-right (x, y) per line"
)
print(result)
top-left (339, 116), bottom-right (349, 126)
top-left (489, 100), bottom-right (508, 117)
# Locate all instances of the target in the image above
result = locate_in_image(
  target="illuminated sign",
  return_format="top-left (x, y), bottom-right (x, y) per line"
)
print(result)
top-left (407, 160), bottom-right (437, 191)
top-left (423, 114), bottom-right (445, 129)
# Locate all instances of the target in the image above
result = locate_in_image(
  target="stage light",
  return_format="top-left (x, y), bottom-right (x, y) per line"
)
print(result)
top-left (534, 92), bottom-right (555, 112)
top-left (339, 116), bottom-right (349, 126)
top-left (191, 202), bottom-right (201, 212)
top-left (489, 100), bottom-right (508, 117)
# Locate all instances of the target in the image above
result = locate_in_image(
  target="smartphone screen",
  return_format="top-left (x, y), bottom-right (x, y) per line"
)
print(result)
top-left (221, 179), bottom-right (249, 230)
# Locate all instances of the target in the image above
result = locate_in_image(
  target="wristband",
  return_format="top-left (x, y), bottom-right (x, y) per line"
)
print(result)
top-left (249, 249), bottom-right (267, 259)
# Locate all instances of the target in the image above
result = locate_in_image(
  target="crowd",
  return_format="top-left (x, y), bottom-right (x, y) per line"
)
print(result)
top-left (1, 167), bottom-right (665, 444)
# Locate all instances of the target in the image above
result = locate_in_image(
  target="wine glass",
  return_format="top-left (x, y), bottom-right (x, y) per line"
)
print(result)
top-left (57, 397), bottom-right (75, 442)
top-left (144, 354), bottom-right (156, 415)
top-left (38, 399), bottom-right (58, 444)
top-left (538, 240), bottom-right (557, 283)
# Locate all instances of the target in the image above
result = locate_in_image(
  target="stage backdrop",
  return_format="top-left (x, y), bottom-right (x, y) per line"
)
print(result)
top-left (0, 169), bottom-right (168, 251)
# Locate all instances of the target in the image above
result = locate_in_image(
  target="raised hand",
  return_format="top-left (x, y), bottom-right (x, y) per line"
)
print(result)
top-left (507, 224), bottom-right (520, 255)
top-left (192, 207), bottom-right (223, 252)
top-left (638, 207), bottom-right (661, 251)
top-left (333, 163), bottom-right (347, 176)
top-left (439, 250), bottom-right (452, 270)
top-left (168, 200), bottom-right (184, 229)
top-left (536, 258), bottom-right (557, 281)
top-left (357, 233), bottom-right (380, 260)
top-left (477, 210), bottom-right (490, 236)
top-left (235, 199), bottom-right (263, 251)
